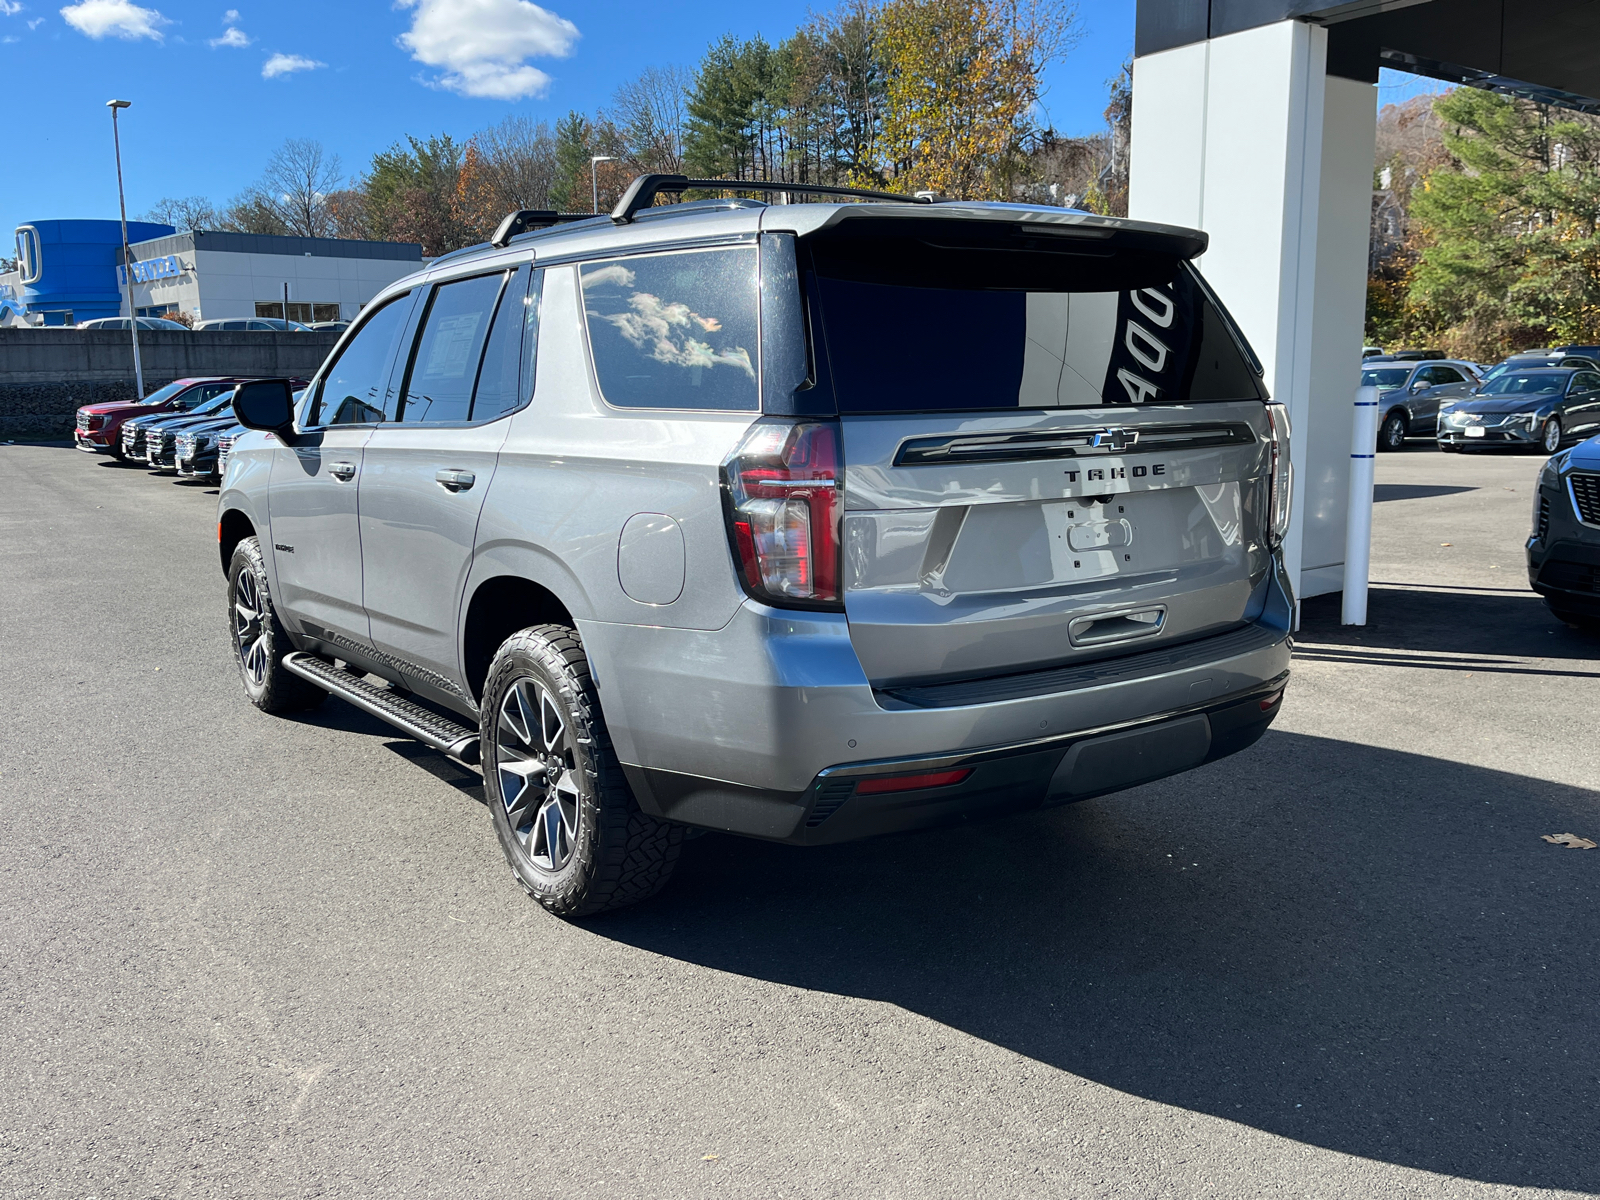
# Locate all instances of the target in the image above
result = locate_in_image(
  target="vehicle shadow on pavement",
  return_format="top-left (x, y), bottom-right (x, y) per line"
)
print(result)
top-left (1296, 587), bottom-right (1600, 670)
top-left (1372, 483), bottom-right (1478, 502)
top-left (593, 731), bottom-right (1600, 1192)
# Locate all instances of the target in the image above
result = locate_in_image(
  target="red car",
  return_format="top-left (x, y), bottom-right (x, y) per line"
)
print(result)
top-left (75, 378), bottom-right (251, 458)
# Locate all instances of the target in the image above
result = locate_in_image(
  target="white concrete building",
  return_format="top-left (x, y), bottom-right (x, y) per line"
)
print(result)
top-left (119, 230), bottom-right (423, 324)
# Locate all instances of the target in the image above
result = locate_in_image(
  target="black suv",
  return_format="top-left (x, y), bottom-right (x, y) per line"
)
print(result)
top-left (1528, 434), bottom-right (1600, 627)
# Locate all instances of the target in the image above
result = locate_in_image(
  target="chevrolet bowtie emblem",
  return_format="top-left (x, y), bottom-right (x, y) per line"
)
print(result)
top-left (1090, 427), bottom-right (1139, 452)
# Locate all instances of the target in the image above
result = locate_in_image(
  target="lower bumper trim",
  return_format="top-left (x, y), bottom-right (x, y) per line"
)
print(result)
top-left (625, 674), bottom-right (1289, 846)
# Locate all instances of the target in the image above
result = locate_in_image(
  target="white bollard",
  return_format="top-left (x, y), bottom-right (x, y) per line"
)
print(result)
top-left (1342, 384), bottom-right (1380, 625)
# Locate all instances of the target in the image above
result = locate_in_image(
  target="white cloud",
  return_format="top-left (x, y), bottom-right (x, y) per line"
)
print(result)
top-left (262, 51), bottom-right (323, 78)
top-left (222, 7), bottom-right (237, 19)
top-left (28, 14), bottom-right (43, 24)
top-left (602, 291), bottom-right (754, 378)
top-left (0, 2), bottom-right (23, 18)
top-left (396, 0), bottom-right (577, 100)
top-left (59, 0), bottom-right (168, 40)
top-left (209, 25), bottom-right (247, 46)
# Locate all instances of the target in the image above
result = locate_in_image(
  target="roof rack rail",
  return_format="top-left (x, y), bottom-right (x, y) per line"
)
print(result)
top-left (490, 209), bottom-right (596, 248)
top-left (609, 174), bottom-right (937, 225)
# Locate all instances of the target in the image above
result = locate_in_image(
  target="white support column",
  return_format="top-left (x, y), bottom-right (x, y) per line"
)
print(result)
top-left (1129, 20), bottom-right (1377, 605)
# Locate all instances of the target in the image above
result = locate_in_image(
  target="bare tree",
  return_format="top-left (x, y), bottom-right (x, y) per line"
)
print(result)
top-left (140, 195), bottom-right (220, 231)
top-left (612, 65), bottom-right (692, 174)
top-left (259, 139), bottom-right (344, 237)
top-left (474, 115), bottom-right (560, 210)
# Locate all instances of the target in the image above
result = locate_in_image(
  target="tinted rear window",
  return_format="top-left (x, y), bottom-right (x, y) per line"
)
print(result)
top-left (580, 247), bottom-right (759, 411)
top-left (806, 223), bottom-right (1264, 413)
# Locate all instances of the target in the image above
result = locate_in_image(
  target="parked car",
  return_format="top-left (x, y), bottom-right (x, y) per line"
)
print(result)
top-left (182, 396), bottom-right (300, 482)
top-left (77, 378), bottom-right (243, 458)
top-left (1360, 358), bottom-right (1481, 449)
top-left (175, 420), bottom-right (238, 481)
top-left (1368, 348), bottom-right (1445, 362)
top-left (1362, 345), bottom-right (1385, 359)
top-left (1438, 367), bottom-right (1600, 453)
top-left (1527, 434), bottom-right (1600, 628)
top-left (140, 380), bottom-right (309, 470)
top-left (215, 428), bottom-right (242, 479)
top-left (217, 180), bottom-right (1295, 917)
top-left (77, 316), bottom-right (189, 331)
top-left (194, 317), bottom-right (312, 332)
top-left (307, 321), bottom-right (349, 333)
top-left (1480, 352), bottom-right (1600, 383)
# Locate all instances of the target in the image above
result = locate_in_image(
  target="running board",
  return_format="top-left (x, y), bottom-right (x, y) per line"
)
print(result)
top-left (282, 652), bottom-right (481, 765)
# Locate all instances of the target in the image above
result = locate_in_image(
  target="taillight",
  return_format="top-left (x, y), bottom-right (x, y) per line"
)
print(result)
top-left (1265, 402), bottom-right (1293, 548)
top-left (722, 420), bottom-right (843, 608)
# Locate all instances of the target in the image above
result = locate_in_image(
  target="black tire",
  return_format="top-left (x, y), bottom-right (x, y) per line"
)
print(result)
top-left (227, 536), bottom-right (325, 713)
top-left (1541, 416), bottom-right (1562, 454)
top-left (1378, 410), bottom-right (1408, 452)
top-left (480, 624), bottom-right (683, 918)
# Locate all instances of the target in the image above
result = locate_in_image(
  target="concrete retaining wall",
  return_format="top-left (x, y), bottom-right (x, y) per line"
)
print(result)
top-left (0, 328), bottom-right (339, 438)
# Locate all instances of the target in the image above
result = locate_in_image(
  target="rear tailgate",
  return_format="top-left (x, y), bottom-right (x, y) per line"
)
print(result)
top-left (792, 211), bottom-right (1275, 689)
top-left (840, 404), bottom-right (1271, 686)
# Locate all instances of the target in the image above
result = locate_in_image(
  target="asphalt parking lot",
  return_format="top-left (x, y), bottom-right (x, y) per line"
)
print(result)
top-left (2, 440), bottom-right (1597, 1199)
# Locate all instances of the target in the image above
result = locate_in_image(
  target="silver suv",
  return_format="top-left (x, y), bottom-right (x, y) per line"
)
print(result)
top-left (217, 176), bottom-right (1295, 917)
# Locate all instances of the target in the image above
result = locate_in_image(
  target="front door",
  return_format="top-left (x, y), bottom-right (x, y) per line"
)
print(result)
top-left (359, 266), bottom-right (536, 695)
top-left (268, 288), bottom-right (419, 644)
top-left (268, 427), bottom-right (372, 641)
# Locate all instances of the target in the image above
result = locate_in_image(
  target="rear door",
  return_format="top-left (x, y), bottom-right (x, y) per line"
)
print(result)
top-left (801, 221), bottom-right (1274, 688)
top-left (358, 266), bottom-right (537, 695)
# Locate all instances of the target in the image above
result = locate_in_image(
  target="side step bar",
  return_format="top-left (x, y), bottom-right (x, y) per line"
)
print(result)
top-left (282, 652), bottom-right (481, 765)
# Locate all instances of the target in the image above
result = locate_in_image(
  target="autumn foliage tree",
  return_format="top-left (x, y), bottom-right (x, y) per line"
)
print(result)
top-left (877, 0), bottom-right (1079, 198)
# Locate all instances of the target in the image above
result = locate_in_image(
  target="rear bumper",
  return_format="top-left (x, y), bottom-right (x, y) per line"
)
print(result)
top-left (623, 677), bottom-right (1286, 845)
top-left (584, 566), bottom-right (1295, 844)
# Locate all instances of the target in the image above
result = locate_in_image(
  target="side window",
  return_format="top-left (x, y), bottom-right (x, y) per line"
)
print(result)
top-left (311, 292), bottom-right (413, 426)
top-left (579, 246), bottom-right (759, 411)
top-left (397, 272), bottom-right (507, 423)
top-left (1432, 366), bottom-right (1463, 384)
top-left (471, 266), bottom-right (539, 422)
top-left (1571, 371), bottom-right (1600, 392)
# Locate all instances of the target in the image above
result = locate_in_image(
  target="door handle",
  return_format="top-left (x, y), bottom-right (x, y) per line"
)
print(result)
top-left (435, 468), bottom-right (476, 493)
top-left (329, 461), bottom-right (357, 481)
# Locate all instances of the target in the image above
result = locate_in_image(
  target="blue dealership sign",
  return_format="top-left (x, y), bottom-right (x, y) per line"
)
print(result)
top-left (118, 255), bottom-right (183, 285)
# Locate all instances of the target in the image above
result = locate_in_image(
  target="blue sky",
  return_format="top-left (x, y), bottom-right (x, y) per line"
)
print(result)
top-left (0, 0), bottom-right (1135, 243)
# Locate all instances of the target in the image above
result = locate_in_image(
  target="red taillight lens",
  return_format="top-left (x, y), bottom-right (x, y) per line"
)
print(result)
top-left (1265, 402), bottom-right (1293, 548)
top-left (723, 421), bottom-right (842, 607)
top-left (855, 769), bottom-right (973, 795)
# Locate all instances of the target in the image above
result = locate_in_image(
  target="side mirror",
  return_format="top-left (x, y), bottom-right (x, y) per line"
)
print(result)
top-left (1410, 381), bottom-right (1428, 393)
top-left (233, 378), bottom-right (296, 435)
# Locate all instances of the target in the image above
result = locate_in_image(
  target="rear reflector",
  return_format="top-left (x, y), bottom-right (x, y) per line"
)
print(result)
top-left (854, 768), bottom-right (973, 795)
top-left (1259, 690), bottom-right (1285, 711)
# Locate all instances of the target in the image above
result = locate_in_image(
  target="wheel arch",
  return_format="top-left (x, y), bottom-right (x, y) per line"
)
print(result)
top-left (218, 508), bottom-right (256, 577)
top-left (461, 575), bottom-right (578, 703)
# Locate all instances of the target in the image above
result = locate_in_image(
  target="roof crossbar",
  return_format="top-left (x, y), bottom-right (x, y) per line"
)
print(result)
top-left (609, 174), bottom-right (937, 225)
top-left (490, 209), bottom-right (596, 248)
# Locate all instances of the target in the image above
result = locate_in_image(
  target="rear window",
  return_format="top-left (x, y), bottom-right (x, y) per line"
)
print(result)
top-left (580, 247), bottom-right (759, 411)
top-left (805, 221), bottom-right (1265, 413)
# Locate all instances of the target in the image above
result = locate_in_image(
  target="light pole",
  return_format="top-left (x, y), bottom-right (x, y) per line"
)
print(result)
top-left (590, 156), bottom-right (615, 214)
top-left (107, 99), bottom-right (145, 399)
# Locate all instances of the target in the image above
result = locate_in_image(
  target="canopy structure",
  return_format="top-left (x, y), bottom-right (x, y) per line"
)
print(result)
top-left (1130, 0), bottom-right (1600, 603)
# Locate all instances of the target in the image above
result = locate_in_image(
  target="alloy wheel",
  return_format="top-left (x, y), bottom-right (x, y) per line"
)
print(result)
top-left (1543, 417), bottom-right (1562, 454)
top-left (233, 568), bottom-right (269, 687)
top-left (496, 678), bottom-right (582, 872)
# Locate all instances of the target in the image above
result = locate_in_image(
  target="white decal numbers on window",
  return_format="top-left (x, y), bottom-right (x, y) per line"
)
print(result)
top-left (1117, 368), bottom-right (1162, 404)
top-left (1125, 321), bottom-right (1170, 373)
top-left (1130, 287), bottom-right (1175, 328)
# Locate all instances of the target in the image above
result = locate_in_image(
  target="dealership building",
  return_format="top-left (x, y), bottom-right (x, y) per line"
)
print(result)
top-left (1, 219), bottom-right (423, 326)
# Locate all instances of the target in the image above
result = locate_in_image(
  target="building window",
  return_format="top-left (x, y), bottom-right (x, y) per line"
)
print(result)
top-left (256, 301), bottom-right (339, 323)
